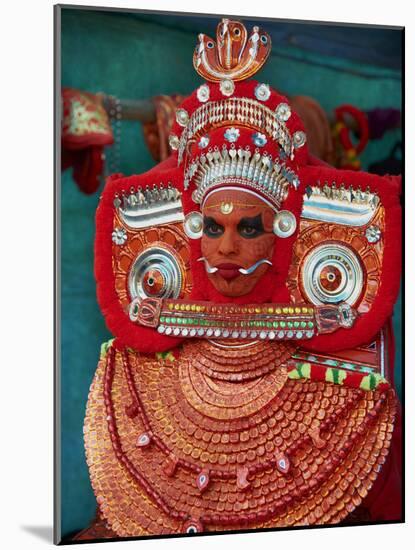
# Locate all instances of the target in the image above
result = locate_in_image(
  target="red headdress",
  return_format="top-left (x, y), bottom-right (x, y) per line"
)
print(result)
top-left (94, 19), bottom-right (401, 355)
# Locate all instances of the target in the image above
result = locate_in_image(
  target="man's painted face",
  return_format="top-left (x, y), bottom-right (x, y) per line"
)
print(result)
top-left (200, 189), bottom-right (276, 297)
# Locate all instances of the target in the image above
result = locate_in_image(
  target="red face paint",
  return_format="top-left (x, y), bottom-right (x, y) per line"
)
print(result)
top-left (201, 189), bottom-right (276, 297)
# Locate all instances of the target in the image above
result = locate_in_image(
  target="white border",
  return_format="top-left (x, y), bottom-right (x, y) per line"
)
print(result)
top-left (1, 0), bottom-right (411, 548)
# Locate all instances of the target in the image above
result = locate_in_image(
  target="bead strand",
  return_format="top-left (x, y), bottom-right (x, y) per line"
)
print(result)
top-left (104, 347), bottom-right (188, 521)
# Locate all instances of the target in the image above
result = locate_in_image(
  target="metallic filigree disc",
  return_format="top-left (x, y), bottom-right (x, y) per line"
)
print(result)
top-left (301, 243), bottom-right (364, 305)
top-left (128, 247), bottom-right (183, 302)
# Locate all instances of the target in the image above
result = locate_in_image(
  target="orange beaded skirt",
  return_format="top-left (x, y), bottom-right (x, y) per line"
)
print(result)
top-left (83, 339), bottom-right (396, 537)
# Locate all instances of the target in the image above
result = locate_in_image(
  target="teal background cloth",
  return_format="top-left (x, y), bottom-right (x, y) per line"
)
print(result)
top-left (59, 7), bottom-right (402, 539)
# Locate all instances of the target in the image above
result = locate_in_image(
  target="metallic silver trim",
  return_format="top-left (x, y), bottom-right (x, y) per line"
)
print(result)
top-left (239, 258), bottom-right (272, 275)
top-left (302, 184), bottom-right (380, 226)
top-left (178, 97), bottom-right (294, 163)
top-left (186, 146), bottom-right (299, 207)
top-left (116, 183), bottom-right (184, 229)
top-left (197, 257), bottom-right (218, 274)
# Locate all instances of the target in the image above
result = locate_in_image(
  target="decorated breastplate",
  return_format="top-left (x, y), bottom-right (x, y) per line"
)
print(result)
top-left (84, 17), bottom-right (401, 538)
top-left (85, 338), bottom-right (396, 535)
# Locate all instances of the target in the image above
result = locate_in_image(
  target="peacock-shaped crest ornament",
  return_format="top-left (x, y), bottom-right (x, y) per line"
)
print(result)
top-left (193, 18), bottom-right (271, 82)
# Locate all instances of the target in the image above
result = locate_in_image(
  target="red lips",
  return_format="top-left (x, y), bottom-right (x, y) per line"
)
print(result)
top-left (215, 263), bottom-right (242, 280)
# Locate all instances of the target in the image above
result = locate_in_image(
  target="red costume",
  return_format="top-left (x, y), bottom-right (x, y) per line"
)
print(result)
top-left (78, 18), bottom-right (402, 541)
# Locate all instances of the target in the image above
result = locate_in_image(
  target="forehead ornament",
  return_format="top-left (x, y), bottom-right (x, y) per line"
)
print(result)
top-left (220, 201), bottom-right (234, 214)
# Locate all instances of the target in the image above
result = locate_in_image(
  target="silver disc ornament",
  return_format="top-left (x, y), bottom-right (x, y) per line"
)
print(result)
top-left (184, 211), bottom-right (203, 239)
top-left (128, 247), bottom-right (183, 302)
top-left (301, 243), bottom-right (364, 305)
top-left (273, 210), bottom-right (297, 238)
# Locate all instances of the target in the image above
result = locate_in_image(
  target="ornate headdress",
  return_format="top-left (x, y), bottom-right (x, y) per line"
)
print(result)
top-left (94, 18), bottom-right (401, 355)
top-left (167, 18), bottom-right (308, 214)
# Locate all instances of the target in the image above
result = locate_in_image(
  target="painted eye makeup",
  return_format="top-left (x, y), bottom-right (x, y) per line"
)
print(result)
top-left (237, 214), bottom-right (265, 239)
top-left (203, 216), bottom-right (224, 238)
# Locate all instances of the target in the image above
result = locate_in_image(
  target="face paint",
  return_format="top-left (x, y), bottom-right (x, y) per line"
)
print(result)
top-left (201, 189), bottom-right (276, 296)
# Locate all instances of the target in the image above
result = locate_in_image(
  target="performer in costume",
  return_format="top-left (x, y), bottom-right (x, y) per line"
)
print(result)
top-left (80, 19), bottom-right (402, 539)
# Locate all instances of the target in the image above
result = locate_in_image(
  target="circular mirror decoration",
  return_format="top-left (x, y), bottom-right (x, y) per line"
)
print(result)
top-left (301, 243), bottom-right (364, 305)
top-left (128, 247), bottom-right (183, 302)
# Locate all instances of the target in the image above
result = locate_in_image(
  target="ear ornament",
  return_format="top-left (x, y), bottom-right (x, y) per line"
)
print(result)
top-left (184, 211), bottom-right (203, 239)
top-left (273, 210), bottom-right (297, 238)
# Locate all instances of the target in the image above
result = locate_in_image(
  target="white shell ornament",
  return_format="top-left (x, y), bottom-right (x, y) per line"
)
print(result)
top-left (276, 102), bottom-right (291, 122)
top-left (176, 108), bottom-right (189, 126)
top-left (112, 227), bottom-right (127, 245)
top-left (184, 211), bottom-right (203, 239)
top-left (293, 130), bottom-right (307, 148)
top-left (254, 83), bottom-right (271, 102)
top-left (198, 135), bottom-right (210, 149)
top-left (365, 225), bottom-right (381, 243)
top-left (273, 210), bottom-right (297, 238)
top-left (169, 134), bottom-right (180, 150)
top-left (219, 78), bottom-right (235, 97)
top-left (136, 432), bottom-right (152, 447)
top-left (197, 84), bottom-right (210, 103)
top-left (129, 297), bottom-right (141, 322)
top-left (224, 127), bottom-right (240, 143)
top-left (252, 132), bottom-right (267, 147)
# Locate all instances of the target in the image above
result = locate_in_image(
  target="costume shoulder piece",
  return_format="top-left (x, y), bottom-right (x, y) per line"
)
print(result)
top-left (85, 18), bottom-right (401, 538)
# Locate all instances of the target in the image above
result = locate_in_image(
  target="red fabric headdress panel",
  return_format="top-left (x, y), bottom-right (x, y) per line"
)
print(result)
top-left (169, 79), bottom-right (309, 168)
top-left (94, 159), bottom-right (186, 353)
top-left (298, 166), bottom-right (401, 353)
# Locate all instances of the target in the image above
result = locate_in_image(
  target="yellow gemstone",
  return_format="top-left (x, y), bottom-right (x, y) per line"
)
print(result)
top-left (288, 307), bottom-right (294, 314)
top-left (283, 307), bottom-right (288, 314)
top-left (295, 307), bottom-right (301, 314)
top-left (168, 303), bottom-right (174, 310)
top-left (268, 307), bottom-right (274, 314)
top-left (185, 304), bottom-right (191, 311)
top-left (191, 304), bottom-right (196, 311)
top-left (275, 308), bottom-right (282, 314)
top-left (302, 307), bottom-right (308, 314)
top-left (174, 304), bottom-right (180, 310)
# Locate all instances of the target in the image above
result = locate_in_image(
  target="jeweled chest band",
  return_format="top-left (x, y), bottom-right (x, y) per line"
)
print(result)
top-left (129, 298), bottom-right (357, 340)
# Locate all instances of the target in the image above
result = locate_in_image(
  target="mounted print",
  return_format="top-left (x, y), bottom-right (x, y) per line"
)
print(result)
top-left (55, 4), bottom-right (404, 544)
